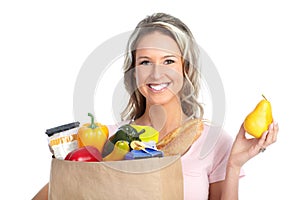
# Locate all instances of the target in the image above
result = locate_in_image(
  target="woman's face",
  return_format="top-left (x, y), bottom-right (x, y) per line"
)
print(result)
top-left (135, 31), bottom-right (184, 105)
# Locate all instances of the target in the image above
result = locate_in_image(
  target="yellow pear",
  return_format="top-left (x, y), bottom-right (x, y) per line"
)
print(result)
top-left (243, 95), bottom-right (273, 138)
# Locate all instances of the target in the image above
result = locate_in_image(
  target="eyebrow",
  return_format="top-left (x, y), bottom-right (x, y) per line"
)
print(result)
top-left (136, 55), bottom-right (178, 60)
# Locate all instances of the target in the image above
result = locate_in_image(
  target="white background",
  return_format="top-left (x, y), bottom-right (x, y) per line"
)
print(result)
top-left (1, 0), bottom-right (299, 199)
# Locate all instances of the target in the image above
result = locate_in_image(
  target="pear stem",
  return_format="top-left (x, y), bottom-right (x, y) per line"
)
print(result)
top-left (262, 94), bottom-right (268, 101)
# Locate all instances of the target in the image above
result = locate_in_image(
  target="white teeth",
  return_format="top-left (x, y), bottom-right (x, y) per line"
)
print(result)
top-left (149, 83), bottom-right (169, 91)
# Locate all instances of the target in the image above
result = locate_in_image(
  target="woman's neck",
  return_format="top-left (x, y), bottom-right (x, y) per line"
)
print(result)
top-left (134, 97), bottom-right (188, 140)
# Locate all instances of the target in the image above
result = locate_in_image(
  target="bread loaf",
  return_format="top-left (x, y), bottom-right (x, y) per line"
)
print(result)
top-left (156, 119), bottom-right (203, 156)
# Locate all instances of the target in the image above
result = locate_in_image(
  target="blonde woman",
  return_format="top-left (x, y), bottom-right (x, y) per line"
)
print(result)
top-left (117, 13), bottom-right (278, 199)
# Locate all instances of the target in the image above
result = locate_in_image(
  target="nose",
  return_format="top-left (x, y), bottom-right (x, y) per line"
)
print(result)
top-left (151, 64), bottom-right (163, 80)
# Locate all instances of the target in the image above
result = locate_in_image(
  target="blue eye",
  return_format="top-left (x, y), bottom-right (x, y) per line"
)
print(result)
top-left (140, 60), bottom-right (151, 65)
top-left (164, 59), bottom-right (175, 65)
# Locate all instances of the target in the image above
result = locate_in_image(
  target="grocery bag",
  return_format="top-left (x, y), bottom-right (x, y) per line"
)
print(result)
top-left (49, 155), bottom-right (183, 200)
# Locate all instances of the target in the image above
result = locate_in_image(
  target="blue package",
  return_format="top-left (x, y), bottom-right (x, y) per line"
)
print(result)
top-left (125, 148), bottom-right (163, 160)
top-left (145, 148), bottom-right (164, 157)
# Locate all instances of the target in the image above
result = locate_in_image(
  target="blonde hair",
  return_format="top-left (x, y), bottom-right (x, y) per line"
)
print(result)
top-left (121, 13), bottom-right (204, 121)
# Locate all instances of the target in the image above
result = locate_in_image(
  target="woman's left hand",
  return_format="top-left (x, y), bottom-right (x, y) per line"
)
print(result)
top-left (228, 121), bottom-right (279, 168)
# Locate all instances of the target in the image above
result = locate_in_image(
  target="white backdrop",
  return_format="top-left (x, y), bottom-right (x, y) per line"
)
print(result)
top-left (1, 0), bottom-right (299, 199)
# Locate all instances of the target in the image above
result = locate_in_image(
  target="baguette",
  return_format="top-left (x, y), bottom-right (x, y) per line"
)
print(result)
top-left (156, 118), bottom-right (203, 156)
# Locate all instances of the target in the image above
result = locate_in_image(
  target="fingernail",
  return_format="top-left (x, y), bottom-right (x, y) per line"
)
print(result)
top-left (262, 131), bottom-right (269, 137)
top-left (269, 123), bottom-right (274, 129)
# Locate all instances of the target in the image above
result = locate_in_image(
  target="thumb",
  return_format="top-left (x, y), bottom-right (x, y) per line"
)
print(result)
top-left (236, 123), bottom-right (246, 140)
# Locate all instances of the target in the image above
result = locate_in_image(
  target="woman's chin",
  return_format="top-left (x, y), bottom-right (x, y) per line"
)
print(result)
top-left (146, 94), bottom-right (179, 106)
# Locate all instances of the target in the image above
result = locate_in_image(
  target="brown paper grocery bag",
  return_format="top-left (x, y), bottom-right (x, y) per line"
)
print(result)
top-left (49, 156), bottom-right (183, 200)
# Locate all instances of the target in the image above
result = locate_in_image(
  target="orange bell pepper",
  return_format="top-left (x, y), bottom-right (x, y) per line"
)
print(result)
top-left (77, 113), bottom-right (109, 153)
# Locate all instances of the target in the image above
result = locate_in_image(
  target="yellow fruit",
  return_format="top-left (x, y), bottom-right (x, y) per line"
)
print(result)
top-left (244, 95), bottom-right (273, 138)
top-left (103, 140), bottom-right (130, 161)
top-left (131, 125), bottom-right (159, 143)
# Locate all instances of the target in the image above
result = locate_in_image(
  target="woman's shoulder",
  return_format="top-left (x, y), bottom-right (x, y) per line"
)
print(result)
top-left (189, 121), bottom-right (233, 159)
top-left (202, 122), bottom-right (233, 143)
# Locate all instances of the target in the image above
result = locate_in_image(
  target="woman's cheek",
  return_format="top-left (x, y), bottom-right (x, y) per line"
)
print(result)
top-left (166, 68), bottom-right (184, 93)
top-left (135, 67), bottom-right (149, 94)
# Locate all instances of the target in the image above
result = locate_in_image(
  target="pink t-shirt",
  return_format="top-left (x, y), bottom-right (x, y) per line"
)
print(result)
top-left (107, 122), bottom-right (241, 200)
top-left (181, 124), bottom-right (235, 200)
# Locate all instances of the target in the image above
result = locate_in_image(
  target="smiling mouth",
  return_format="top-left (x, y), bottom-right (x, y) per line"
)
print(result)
top-left (147, 83), bottom-right (170, 91)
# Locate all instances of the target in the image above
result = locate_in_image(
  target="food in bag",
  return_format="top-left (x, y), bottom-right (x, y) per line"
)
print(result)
top-left (46, 122), bottom-right (80, 159)
top-left (65, 146), bottom-right (102, 162)
top-left (77, 113), bottom-right (109, 153)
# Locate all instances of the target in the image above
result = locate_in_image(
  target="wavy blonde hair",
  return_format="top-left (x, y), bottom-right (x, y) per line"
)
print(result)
top-left (121, 13), bottom-right (204, 121)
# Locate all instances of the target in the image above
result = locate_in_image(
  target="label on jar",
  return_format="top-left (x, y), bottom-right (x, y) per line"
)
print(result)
top-left (46, 122), bottom-right (80, 159)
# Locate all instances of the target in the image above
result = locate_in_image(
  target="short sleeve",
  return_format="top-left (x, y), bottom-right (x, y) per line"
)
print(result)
top-left (208, 130), bottom-right (233, 183)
